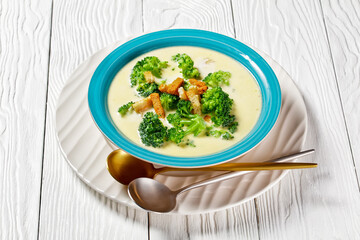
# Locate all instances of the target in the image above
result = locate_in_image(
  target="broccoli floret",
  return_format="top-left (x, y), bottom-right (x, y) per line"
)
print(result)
top-left (203, 71), bottom-right (231, 87)
top-left (222, 132), bottom-right (234, 140)
top-left (183, 79), bottom-right (191, 90)
top-left (160, 93), bottom-right (179, 111)
top-left (168, 127), bottom-right (185, 144)
top-left (176, 100), bottom-right (193, 117)
top-left (172, 53), bottom-right (200, 79)
top-left (205, 125), bottom-right (234, 140)
top-left (227, 121), bottom-right (238, 134)
top-left (138, 112), bottom-right (168, 148)
top-left (118, 101), bottom-right (134, 116)
top-left (136, 83), bottom-right (159, 97)
top-left (167, 112), bottom-right (183, 127)
top-left (130, 56), bottom-right (167, 96)
top-left (181, 114), bottom-right (206, 136)
top-left (201, 87), bottom-right (238, 132)
top-left (167, 113), bottom-right (206, 144)
top-left (167, 100), bottom-right (205, 144)
top-left (130, 56), bottom-right (168, 87)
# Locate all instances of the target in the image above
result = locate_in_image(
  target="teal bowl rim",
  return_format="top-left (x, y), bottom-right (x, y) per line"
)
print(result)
top-left (88, 29), bottom-right (281, 167)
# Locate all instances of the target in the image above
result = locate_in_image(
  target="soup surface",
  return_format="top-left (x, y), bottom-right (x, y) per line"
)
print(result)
top-left (107, 46), bottom-right (261, 157)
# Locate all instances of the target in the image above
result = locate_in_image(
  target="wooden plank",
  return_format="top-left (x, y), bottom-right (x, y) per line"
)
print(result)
top-left (149, 202), bottom-right (259, 240)
top-left (321, 0), bottom-right (360, 184)
top-left (38, 1), bottom-right (149, 239)
top-left (232, 0), bottom-right (360, 239)
top-left (0, 0), bottom-right (52, 239)
top-left (143, 0), bottom-right (235, 35)
top-left (143, 0), bottom-right (259, 239)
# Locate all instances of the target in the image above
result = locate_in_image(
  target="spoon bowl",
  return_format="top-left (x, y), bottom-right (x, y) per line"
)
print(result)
top-left (107, 149), bottom-right (156, 185)
top-left (128, 178), bottom-right (177, 213)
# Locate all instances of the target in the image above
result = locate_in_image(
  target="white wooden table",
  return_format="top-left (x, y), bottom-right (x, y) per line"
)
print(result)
top-left (1, 0), bottom-right (360, 239)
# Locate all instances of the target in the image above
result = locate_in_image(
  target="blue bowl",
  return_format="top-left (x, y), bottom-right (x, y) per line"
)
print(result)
top-left (88, 29), bottom-right (281, 167)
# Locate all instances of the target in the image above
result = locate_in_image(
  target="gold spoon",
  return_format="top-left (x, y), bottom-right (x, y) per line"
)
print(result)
top-left (107, 149), bottom-right (316, 185)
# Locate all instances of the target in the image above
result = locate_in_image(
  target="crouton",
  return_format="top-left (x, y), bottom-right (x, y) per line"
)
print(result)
top-left (187, 85), bottom-right (199, 95)
top-left (178, 87), bottom-right (189, 100)
top-left (189, 78), bottom-right (208, 94)
top-left (204, 115), bottom-right (211, 122)
top-left (133, 97), bottom-right (152, 113)
top-left (186, 86), bottom-right (201, 115)
top-left (159, 77), bottom-right (184, 95)
top-left (144, 71), bottom-right (155, 83)
top-left (159, 84), bottom-right (167, 93)
top-left (150, 93), bottom-right (165, 118)
top-left (167, 77), bottom-right (184, 95)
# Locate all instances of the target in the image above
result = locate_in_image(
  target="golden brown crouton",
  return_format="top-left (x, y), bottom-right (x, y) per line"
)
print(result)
top-left (150, 93), bottom-right (165, 118)
top-left (144, 71), bottom-right (155, 83)
top-left (132, 97), bottom-right (152, 113)
top-left (167, 77), bottom-right (184, 95)
top-left (186, 86), bottom-right (201, 115)
top-left (159, 77), bottom-right (184, 95)
top-left (189, 78), bottom-right (208, 94)
top-left (178, 87), bottom-right (189, 100)
top-left (159, 84), bottom-right (167, 93)
top-left (204, 115), bottom-right (211, 122)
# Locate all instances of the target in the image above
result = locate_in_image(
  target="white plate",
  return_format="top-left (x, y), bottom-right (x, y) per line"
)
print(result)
top-left (56, 40), bottom-right (307, 214)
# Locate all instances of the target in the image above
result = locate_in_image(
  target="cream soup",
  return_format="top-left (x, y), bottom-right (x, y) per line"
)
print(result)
top-left (107, 46), bottom-right (261, 157)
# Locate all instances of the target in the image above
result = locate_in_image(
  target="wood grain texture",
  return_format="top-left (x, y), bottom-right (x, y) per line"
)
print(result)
top-left (321, 0), bottom-right (360, 184)
top-left (38, 0), bottom-right (148, 239)
top-left (0, 0), bottom-right (52, 239)
top-left (149, 202), bottom-right (259, 240)
top-left (232, 0), bottom-right (360, 239)
top-left (143, 0), bottom-right (235, 35)
top-left (143, 0), bottom-right (258, 239)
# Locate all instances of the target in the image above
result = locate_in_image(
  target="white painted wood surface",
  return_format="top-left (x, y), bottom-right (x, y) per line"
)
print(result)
top-left (0, 0), bottom-right (51, 239)
top-left (321, 0), bottom-right (360, 182)
top-left (1, 0), bottom-right (360, 239)
top-left (232, 0), bottom-right (360, 239)
top-left (37, 1), bottom-right (148, 239)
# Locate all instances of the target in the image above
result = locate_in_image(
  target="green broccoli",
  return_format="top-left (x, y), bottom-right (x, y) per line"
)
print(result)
top-left (222, 132), bottom-right (234, 140)
top-left (130, 56), bottom-right (168, 87)
top-left (167, 112), bottom-right (183, 128)
top-left (160, 93), bottom-right (179, 111)
top-left (183, 79), bottom-right (191, 90)
top-left (205, 127), bottom-right (234, 140)
top-left (118, 101), bottom-right (134, 116)
top-left (167, 100), bottom-right (206, 144)
top-left (176, 100), bottom-right (193, 117)
top-left (227, 121), bottom-right (238, 134)
top-left (167, 113), bottom-right (206, 144)
top-left (136, 83), bottom-right (159, 97)
top-left (180, 114), bottom-right (206, 136)
top-left (172, 53), bottom-right (200, 79)
top-left (203, 71), bottom-right (231, 87)
top-left (167, 127), bottom-right (186, 144)
top-left (138, 112), bottom-right (168, 148)
top-left (201, 87), bottom-right (238, 132)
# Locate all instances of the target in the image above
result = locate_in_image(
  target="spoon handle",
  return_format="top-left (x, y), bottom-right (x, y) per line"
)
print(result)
top-left (190, 162), bottom-right (317, 171)
top-left (160, 149), bottom-right (315, 173)
top-left (175, 149), bottom-right (315, 195)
